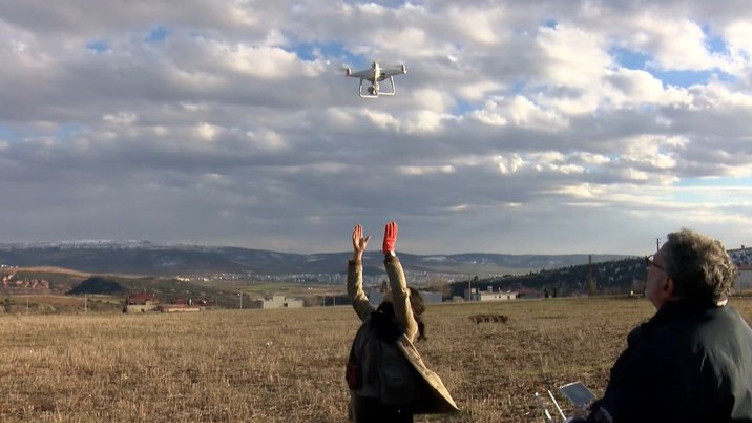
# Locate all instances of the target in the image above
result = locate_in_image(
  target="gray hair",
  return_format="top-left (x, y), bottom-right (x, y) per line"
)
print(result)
top-left (662, 229), bottom-right (737, 301)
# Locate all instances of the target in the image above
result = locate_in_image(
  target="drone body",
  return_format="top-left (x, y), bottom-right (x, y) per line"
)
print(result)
top-left (345, 60), bottom-right (407, 98)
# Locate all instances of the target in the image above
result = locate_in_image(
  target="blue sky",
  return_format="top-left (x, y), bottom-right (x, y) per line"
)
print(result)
top-left (85, 39), bottom-right (109, 53)
top-left (0, 126), bottom-right (18, 142)
top-left (0, 0), bottom-right (751, 256)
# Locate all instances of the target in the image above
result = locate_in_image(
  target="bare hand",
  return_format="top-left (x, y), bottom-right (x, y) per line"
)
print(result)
top-left (352, 224), bottom-right (371, 260)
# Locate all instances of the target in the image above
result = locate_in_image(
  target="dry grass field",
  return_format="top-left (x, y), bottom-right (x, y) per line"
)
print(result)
top-left (2, 297), bottom-right (751, 422)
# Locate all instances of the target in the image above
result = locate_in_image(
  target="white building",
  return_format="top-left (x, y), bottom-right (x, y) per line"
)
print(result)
top-left (420, 290), bottom-right (443, 304)
top-left (729, 247), bottom-right (752, 266)
top-left (367, 287), bottom-right (443, 306)
top-left (736, 266), bottom-right (752, 293)
top-left (250, 295), bottom-right (304, 309)
top-left (465, 286), bottom-right (518, 302)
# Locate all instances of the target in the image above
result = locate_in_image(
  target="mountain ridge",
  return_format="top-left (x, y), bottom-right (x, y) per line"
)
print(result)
top-left (0, 240), bottom-right (630, 277)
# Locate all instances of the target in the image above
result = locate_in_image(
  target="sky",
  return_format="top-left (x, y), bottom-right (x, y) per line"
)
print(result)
top-left (1, 0), bottom-right (752, 256)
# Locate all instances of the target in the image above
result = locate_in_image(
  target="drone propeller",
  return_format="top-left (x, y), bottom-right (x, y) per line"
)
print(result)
top-left (339, 63), bottom-right (354, 76)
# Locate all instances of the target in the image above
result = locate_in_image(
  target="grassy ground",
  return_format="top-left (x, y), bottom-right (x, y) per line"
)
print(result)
top-left (1, 297), bottom-right (751, 422)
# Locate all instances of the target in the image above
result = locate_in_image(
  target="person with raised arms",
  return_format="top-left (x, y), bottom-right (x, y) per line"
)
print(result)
top-left (345, 222), bottom-right (459, 422)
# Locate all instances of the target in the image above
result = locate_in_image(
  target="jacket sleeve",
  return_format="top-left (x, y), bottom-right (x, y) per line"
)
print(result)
top-left (348, 259), bottom-right (375, 322)
top-left (588, 325), bottom-right (653, 422)
top-left (589, 324), bottom-right (684, 422)
top-left (384, 254), bottom-right (418, 342)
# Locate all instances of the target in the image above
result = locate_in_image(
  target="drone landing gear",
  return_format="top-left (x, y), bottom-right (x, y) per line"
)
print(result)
top-left (358, 76), bottom-right (396, 98)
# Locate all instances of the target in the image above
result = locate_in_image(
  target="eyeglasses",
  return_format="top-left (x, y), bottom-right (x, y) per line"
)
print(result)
top-left (644, 254), bottom-right (664, 270)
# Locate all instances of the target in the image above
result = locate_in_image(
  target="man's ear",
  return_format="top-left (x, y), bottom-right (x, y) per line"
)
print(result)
top-left (663, 277), bottom-right (675, 299)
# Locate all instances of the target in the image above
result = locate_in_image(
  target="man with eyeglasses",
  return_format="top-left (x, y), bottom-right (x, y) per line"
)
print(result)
top-left (578, 229), bottom-right (752, 423)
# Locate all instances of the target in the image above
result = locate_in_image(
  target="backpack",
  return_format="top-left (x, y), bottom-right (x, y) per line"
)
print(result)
top-left (346, 318), bottom-right (425, 406)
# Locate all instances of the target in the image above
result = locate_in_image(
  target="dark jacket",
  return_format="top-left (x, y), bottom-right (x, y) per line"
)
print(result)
top-left (589, 299), bottom-right (752, 423)
top-left (346, 256), bottom-right (459, 419)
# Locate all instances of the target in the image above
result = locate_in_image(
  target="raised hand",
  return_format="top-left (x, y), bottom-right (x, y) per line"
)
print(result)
top-left (352, 224), bottom-right (370, 260)
top-left (382, 221), bottom-right (398, 254)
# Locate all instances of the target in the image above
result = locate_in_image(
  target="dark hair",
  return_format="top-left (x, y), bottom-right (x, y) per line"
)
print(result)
top-left (662, 228), bottom-right (737, 301)
top-left (408, 286), bottom-right (427, 341)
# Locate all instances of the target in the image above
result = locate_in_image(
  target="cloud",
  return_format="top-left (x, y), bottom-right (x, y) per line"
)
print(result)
top-left (0, 0), bottom-right (751, 255)
top-left (103, 112), bottom-right (139, 124)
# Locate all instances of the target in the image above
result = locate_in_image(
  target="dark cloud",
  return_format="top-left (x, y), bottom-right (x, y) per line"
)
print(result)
top-left (1, 0), bottom-right (751, 254)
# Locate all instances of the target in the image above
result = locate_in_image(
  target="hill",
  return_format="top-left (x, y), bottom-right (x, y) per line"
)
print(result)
top-left (0, 240), bottom-right (628, 277)
top-left (67, 277), bottom-right (128, 295)
top-left (450, 257), bottom-right (648, 298)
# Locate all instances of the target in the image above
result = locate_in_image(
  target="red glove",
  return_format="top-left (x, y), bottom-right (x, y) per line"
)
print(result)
top-left (382, 221), bottom-right (398, 254)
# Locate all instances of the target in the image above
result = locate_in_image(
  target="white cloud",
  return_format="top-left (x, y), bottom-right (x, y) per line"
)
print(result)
top-left (556, 182), bottom-right (605, 199)
top-left (403, 111), bottom-right (446, 134)
top-left (361, 110), bottom-right (400, 131)
top-left (724, 21), bottom-right (752, 57)
top-left (247, 129), bottom-right (289, 151)
top-left (457, 81), bottom-right (504, 102)
top-left (215, 44), bottom-right (306, 78)
top-left (578, 153), bottom-right (611, 165)
top-left (497, 154), bottom-right (526, 175)
top-left (472, 96), bottom-right (569, 129)
top-left (103, 112), bottom-right (138, 124)
top-left (399, 165), bottom-right (455, 176)
top-left (621, 168), bottom-right (650, 181)
top-left (412, 89), bottom-right (452, 113)
top-left (447, 6), bottom-right (504, 46)
top-left (639, 18), bottom-right (713, 71)
top-left (196, 122), bottom-right (222, 141)
top-left (1, 0), bottom-right (751, 255)
top-left (537, 24), bottom-right (610, 87)
top-left (180, 102), bottom-right (210, 112)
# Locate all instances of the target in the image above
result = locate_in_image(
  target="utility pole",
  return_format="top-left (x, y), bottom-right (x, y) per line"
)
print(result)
top-left (656, 238), bottom-right (661, 252)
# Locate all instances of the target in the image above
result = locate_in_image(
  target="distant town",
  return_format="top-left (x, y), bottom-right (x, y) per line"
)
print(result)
top-left (1, 245), bottom-right (750, 314)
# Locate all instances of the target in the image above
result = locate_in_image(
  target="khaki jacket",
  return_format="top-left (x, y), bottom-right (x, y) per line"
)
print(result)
top-left (347, 256), bottom-right (459, 414)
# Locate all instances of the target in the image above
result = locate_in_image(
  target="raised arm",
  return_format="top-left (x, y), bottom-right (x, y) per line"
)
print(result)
top-left (348, 224), bottom-right (375, 322)
top-left (381, 222), bottom-right (418, 342)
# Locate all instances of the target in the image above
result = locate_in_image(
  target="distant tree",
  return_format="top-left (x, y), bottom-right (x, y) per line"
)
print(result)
top-left (67, 277), bottom-right (127, 295)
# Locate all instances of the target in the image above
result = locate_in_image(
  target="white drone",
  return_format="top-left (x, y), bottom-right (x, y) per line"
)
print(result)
top-left (344, 60), bottom-right (407, 98)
